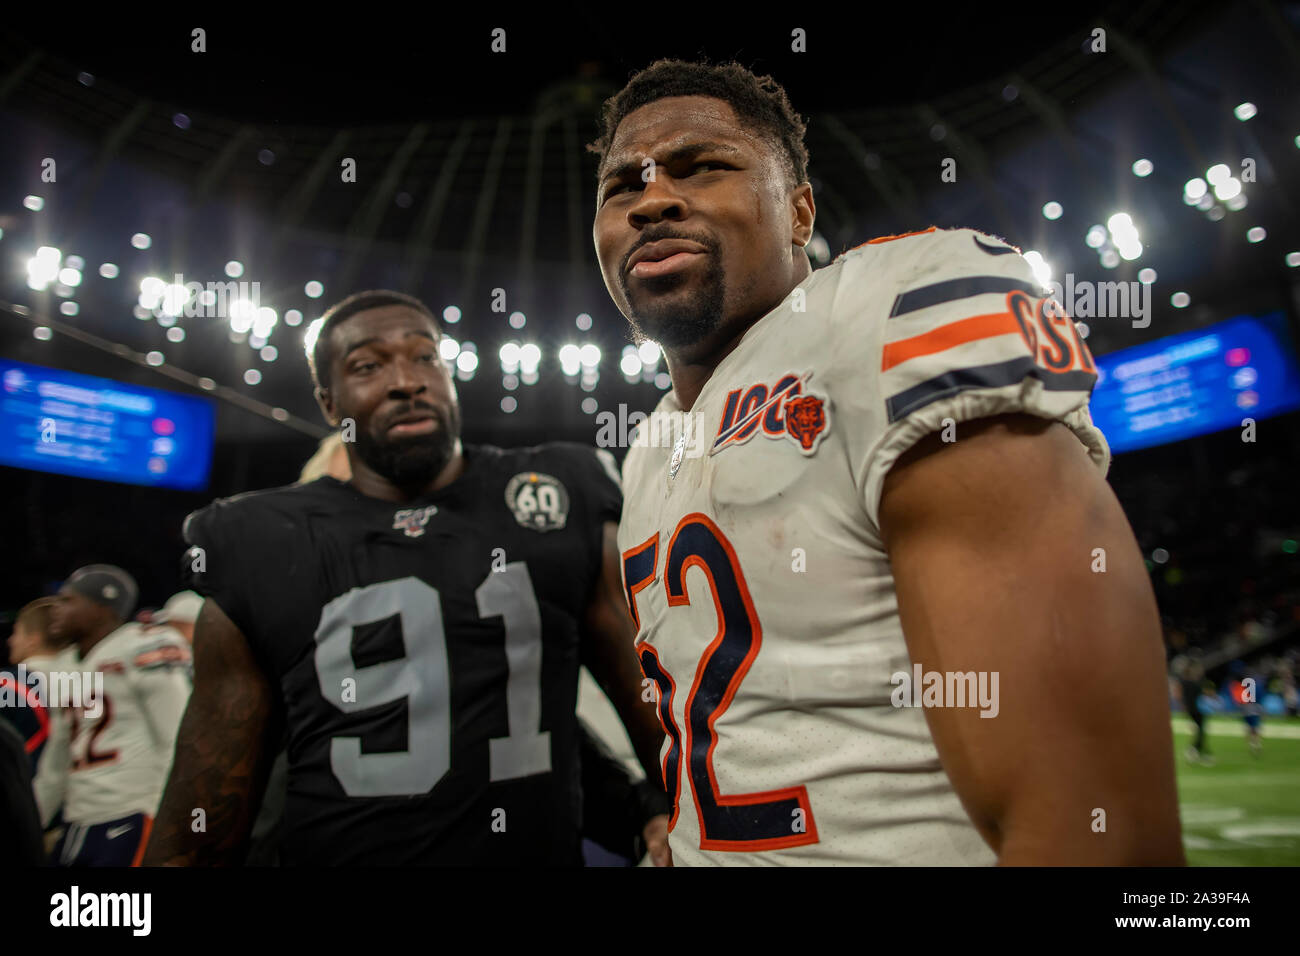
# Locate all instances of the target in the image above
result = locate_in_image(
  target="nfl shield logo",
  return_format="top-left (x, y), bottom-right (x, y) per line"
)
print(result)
top-left (393, 505), bottom-right (438, 537)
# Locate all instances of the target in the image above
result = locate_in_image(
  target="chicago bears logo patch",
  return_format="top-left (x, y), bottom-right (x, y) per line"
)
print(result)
top-left (783, 394), bottom-right (828, 451)
top-left (711, 371), bottom-right (832, 457)
top-left (505, 472), bottom-right (570, 532)
top-left (393, 505), bottom-right (438, 538)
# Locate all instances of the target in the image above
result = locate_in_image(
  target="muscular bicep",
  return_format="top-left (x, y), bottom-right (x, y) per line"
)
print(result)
top-left (879, 413), bottom-right (1183, 864)
top-left (143, 598), bottom-right (281, 865)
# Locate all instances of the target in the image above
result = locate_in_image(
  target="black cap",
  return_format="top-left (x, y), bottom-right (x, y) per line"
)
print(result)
top-left (64, 565), bottom-right (138, 622)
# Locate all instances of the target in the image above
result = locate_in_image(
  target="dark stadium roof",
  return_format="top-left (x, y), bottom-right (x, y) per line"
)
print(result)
top-left (1, 2), bottom-right (1298, 443)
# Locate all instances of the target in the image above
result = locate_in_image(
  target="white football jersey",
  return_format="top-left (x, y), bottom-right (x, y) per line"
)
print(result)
top-left (44, 623), bottom-right (192, 826)
top-left (617, 227), bottom-right (1110, 866)
top-left (25, 648), bottom-right (75, 827)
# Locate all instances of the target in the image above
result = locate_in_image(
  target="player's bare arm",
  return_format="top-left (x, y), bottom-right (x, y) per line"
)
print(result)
top-left (581, 520), bottom-right (668, 786)
top-left (879, 412), bottom-right (1184, 865)
top-left (142, 598), bottom-right (281, 866)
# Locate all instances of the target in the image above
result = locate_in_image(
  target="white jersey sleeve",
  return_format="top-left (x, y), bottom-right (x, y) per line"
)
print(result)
top-left (30, 647), bottom-right (77, 828)
top-left (837, 227), bottom-right (1110, 533)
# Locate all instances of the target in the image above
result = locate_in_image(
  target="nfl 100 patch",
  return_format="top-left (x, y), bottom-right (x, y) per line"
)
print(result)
top-left (393, 505), bottom-right (438, 538)
top-left (504, 472), bottom-right (570, 532)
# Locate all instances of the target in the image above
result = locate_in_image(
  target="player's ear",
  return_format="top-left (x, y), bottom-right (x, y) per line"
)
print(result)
top-left (791, 181), bottom-right (815, 248)
top-left (315, 386), bottom-right (339, 427)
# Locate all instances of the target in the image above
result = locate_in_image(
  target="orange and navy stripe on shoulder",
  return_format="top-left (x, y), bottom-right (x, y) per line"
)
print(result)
top-left (133, 645), bottom-right (189, 669)
top-left (886, 357), bottom-right (1097, 423)
top-left (882, 276), bottom-right (1040, 375)
top-left (889, 276), bottom-right (1038, 319)
top-left (882, 272), bottom-right (1098, 423)
top-left (882, 311), bottom-right (1022, 372)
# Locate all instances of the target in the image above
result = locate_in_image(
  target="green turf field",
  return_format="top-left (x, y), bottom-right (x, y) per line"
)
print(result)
top-left (1172, 715), bottom-right (1300, 866)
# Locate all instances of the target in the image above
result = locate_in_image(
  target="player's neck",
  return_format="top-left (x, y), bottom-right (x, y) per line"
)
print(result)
top-left (667, 259), bottom-right (811, 412)
top-left (348, 440), bottom-right (466, 503)
top-left (666, 339), bottom-right (746, 413)
top-left (77, 620), bottom-right (120, 658)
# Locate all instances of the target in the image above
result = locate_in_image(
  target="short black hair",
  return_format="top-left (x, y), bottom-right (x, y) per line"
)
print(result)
top-left (586, 58), bottom-right (810, 191)
top-left (310, 290), bottom-right (440, 391)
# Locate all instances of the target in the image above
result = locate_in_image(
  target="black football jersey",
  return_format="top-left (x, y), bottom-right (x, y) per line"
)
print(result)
top-left (181, 442), bottom-right (622, 865)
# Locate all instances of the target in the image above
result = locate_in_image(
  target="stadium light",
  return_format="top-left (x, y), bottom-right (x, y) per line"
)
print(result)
top-left (1214, 178), bottom-right (1242, 201)
top-left (303, 317), bottom-right (326, 357)
top-left (519, 343), bottom-right (542, 373)
top-left (559, 344), bottom-right (582, 376)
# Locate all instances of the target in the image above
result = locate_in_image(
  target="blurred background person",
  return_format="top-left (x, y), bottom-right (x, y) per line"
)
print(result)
top-left (297, 431), bottom-right (350, 484)
top-left (1228, 663), bottom-right (1264, 757)
top-left (2, 596), bottom-right (76, 851)
top-left (2, 596), bottom-right (66, 771)
top-left (0, 718), bottom-right (46, 866)
top-left (1174, 655), bottom-right (1213, 766)
top-left (41, 564), bottom-right (192, 866)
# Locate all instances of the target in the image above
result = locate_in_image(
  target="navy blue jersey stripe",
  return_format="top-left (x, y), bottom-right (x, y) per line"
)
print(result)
top-left (889, 276), bottom-right (1038, 318)
top-left (972, 234), bottom-right (1017, 256)
top-left (885, 357), bottom-right (1097, 423)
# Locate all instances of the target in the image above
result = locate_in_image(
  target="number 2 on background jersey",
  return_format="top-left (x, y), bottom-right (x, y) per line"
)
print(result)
top-left (312, 563), bottom-right (549, 797)
top-left (624, 513), bottom-right (819, 851)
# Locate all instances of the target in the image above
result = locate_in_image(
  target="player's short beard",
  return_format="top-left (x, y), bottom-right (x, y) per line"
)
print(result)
top-left (356, 403), bottom-right (461, 489)
top-left (623, 247), bottom-right (727, 351)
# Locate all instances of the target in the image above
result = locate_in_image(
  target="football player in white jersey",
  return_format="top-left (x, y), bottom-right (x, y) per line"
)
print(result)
top-left (42, 564), bottom-right (192, 866)
top-left (589, 60), bottom-right (1183, 865)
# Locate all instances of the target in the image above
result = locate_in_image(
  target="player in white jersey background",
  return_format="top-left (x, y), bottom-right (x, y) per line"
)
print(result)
top-left (588, 60), bottom-right (1184, 865)
top-left (41, 564), bottom-right (192, 866)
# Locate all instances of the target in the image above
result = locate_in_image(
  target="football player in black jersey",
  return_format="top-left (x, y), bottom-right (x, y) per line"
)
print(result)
top-left (144, 290), bottom-right (669, 865)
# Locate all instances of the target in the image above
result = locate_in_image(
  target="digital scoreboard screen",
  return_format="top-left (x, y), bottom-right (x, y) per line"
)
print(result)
top-left (0, 358), bottom-right (215, 491)
top-left (1089, 311), bottom-right (1300, 454)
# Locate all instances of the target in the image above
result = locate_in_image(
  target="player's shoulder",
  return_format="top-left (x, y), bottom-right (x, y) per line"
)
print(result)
top-left (482, 441), bottom-right (619, 489)
top-left (182, 479), bottom-right (340, 545)
top-left (123, 624), bottom-right (191, 672)
top-left (97, 623), bottom-right (189, 671)
top-left (815, 225), bottom-right (1040, 360)
top-left (832, 225), bottom-right (1028, 287)
top-left (836, 224), bottom-right (1021, 259)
